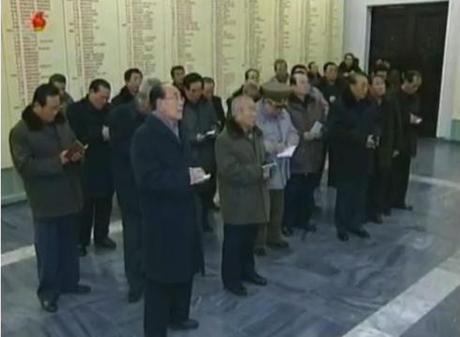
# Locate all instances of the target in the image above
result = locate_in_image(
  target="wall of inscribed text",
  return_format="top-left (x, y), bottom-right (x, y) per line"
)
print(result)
top-left (1, 0), bottom-right (344, 168)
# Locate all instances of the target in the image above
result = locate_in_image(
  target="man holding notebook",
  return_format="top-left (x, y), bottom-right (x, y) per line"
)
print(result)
top-left (254, 81), bottom-right (299, 256)
top-left (283, 72), bottom-right (328, 236)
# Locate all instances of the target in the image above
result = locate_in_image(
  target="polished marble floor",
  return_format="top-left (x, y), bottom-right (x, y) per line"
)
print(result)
top-left (2, 139), bottom-right (460, 337)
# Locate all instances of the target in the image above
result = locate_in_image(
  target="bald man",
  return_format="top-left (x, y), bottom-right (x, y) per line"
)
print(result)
top-left (131, 84), bottom-right (203, 337)
top-left (215, 95), bottom-right (269, 297)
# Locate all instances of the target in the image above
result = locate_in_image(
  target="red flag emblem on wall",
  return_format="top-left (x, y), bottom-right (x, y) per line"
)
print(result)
top-left (32, 11), bottom-right (46, 32)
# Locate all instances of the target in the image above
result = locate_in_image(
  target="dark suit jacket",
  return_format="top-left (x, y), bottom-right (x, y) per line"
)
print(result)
top-left (328, 90), bottom-right (379, 181)
top-left (182, 98), bottom-right (219, 173)
top-left (388, 89), bottom-right (421, 157)
top-left (108, 101), bottom-right (145, 213)
top-left (9, 107), bottom-right (83, 218)
top-left (111, 86), bottom-right (135, 107)
top-left (130, 114), bottom-right (202, 283)
top-left (67, 97), bottom-right (114, 197)
top-left (211, 95), bottom-right (226, 130)
top-left (374, 95), bottom-right (402, 168)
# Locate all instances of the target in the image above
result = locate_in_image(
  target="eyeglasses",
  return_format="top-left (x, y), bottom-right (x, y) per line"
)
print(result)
top-left (164, 94), bottom-right (183, 102)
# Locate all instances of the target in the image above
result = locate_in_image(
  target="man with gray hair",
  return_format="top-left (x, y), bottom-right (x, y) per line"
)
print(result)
top-left (108, 78), bottom-right (159, 303)
top-left (131, 83), bottom-right (204, 336)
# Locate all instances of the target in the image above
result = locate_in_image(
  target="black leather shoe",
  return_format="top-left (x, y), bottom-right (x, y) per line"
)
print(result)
top-left (79, 245), bottom-right (88, 257)
top-left (210, 203), bottom-right (220, 211)
top-left (71, 284), bottom-right (91, 295)
top-left (40, 299), bottom-right (58, 313)
top-left (313, 204), bottom-right (321, 214)
top-left (282, 227), bottom-right (294, 237)
top-left (305, 224), bottom-right (317, 233)
top-left (337, 232), bottom-right (349, 242)
top-left (267, 240), bottom-right (289, 249)
top-left (95, 237), bottom-right (117, 250)
top-left (349, 229), bottom-right (371, 239)
top-left (383, 208), bottom-right (392, 216)
top-left (225, 284), bottom-right (248, 297)
top-left (393, 204), bottom-right (413, 211)
top-left (254, 247), bottom-right (267, 256)
top-left (128, 290), bottom-right (143, 303)
top-left (203, 225), bottom-right (213, 233)
top-left (244, 273), bottom-right (267, 286)
top-left (169, 319), bottom-right (199, 331)
top-left (369, 214), bottom-right (383, 224)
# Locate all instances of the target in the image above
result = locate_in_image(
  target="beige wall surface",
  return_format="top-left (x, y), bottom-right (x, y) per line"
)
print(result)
top-left (1, 0), bottom-right (344, 168)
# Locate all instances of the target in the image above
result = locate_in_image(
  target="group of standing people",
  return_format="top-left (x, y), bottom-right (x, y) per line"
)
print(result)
top-left (9, 52), bottom-right (423, 337)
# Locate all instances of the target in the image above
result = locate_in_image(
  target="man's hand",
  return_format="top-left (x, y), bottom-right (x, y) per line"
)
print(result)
top-left (102, 126), bottom-right (110, 141)
top-left (366, 135), bottom-right (376, 149)
top-left (303, 131), bottom-right (315, 141)
top-left (189, 167), bottom-right (207, 185)
top-left (196, 133), bottom-right (206, 142)
top-left (262, 163), bottom-right (275, 180)
top-left (410, 114), bottom-right (423, 125)
top-left (60, 150), bottom-right (70, 165)
top-left (70, 151), bottom-right (84, 162)
top-left (275, 142), bottom-right (285, 153)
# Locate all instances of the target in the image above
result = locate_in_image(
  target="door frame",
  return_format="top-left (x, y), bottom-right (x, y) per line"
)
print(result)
top-left (344, 0), bottom-right (456, 139)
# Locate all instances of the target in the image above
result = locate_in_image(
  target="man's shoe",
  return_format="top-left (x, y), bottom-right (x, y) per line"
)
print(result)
top-left (203, 225), bottom-right (213, 233)
top-left (128, 290), bottom-right (143, 303)
top-left (369, 214), bottom-right (383, 224)
top-left (349, 228), bottom-right (371, 239)
top-left (282, 227), bottom-right (294, 237)
top-left (169, 319), bottom-right (199, 331)
top-left (79, 245), bottom-right (87, 257)
top-left (65, 284), bottom-right (92, 295)
top-left (313, 204), bottom-right (321, 214)
top-left (305, 224), bottom-right (317, 233)
top-left (225, 284), bottom-right (248, 297)
top-left (267, 240), bottom-right (289, 249)
top-left (40, 299), bottom-right (58, 313)
top-left (337, 232), bottom-right (349, 242)
top-left (243, 273), bottom-right (267, 286)
top-left (254, 247), bottom-right (267, 256)
top-left (94, 237), bottom-right (117, 250)
top-left (210, 203), bottom-right (220, 211)
top-left (75, 284), bottom-right (92, 295)
top-left (393, 203), bottom-right (413, 211)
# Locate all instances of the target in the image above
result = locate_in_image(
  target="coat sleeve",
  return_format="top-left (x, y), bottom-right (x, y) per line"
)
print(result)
top-left (263, 138), bottom-right (278, 155)
top-left (67, 104), bottom-right (104, 145)
top-left (181, 108), bottom-right (204, 145)
top-left (207, 102), bottom-right (219, 130)
top-left (215, 135), bottom-right (263, 186)
top-left (130, 132), bottom-right (190, 193)
top-left (9, 126), bottom-right (63, 178)
top-left (256, 118), bottom-right (278, 155)
top-left (328, 103), bottom-right (367, 147)
top-left (213, 97), bottom-right (226, 129)
top-left (285, 113), bottom-right (300, 147)
top-left (390, 96), bottom-right (404, 152)
top-left (288, 108), bottom-right (306, 134)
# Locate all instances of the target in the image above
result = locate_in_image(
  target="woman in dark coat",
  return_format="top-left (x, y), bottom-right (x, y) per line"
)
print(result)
top-left (338, 53), bottom-right (362, 80)
top-left (367, 74), bottom-right (402, 222)
top-left (328, 72), bottom-right (379, 242)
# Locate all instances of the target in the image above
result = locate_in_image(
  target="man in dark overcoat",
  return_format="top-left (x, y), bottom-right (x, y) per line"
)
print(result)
top-left (131, 83), bottom-right (204, 337)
